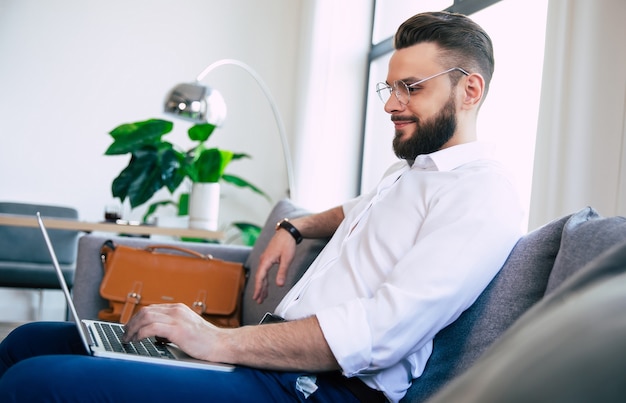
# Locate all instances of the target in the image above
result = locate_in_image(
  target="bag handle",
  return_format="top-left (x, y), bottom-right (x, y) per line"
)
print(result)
top-left (143, 245), bottom-right (214, 260)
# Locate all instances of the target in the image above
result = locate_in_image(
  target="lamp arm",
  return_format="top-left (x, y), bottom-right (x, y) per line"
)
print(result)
top-left (196, 59), bottom-right (295, 198)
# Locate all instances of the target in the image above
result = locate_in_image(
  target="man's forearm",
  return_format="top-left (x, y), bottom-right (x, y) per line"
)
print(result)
top-left (290, 206), bottom-right (345, 239)
top-left (216, 316), bottom-right (340, 372)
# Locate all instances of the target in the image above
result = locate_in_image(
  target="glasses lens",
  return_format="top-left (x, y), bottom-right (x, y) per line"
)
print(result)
top-left (394, 81), bottom-right (410, 105)
top-left (376, 82), bottom-right (392, 103)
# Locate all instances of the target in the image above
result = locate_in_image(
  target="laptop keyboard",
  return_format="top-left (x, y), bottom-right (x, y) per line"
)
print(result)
top-left (94, 322), bottom-right (175, 359)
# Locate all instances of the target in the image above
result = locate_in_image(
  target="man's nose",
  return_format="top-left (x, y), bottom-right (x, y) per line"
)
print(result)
top-left (384, 94), bottom-right (406, 113)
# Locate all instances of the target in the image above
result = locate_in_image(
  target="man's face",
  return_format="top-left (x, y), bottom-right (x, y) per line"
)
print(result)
top-left (383, 43), bottom-right (460, 160)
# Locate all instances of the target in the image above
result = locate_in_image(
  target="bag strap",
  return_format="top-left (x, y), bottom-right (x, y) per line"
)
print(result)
top-left (100, 240), bottom-right (116, 272)
top-left (120, 281), bottom-right (143, 324)
top-left (144, 245), bottom-right (214, 260)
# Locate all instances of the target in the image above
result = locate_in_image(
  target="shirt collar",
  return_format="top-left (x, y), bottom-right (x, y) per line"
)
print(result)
top-left (411, 142), bottom-right (496, 171)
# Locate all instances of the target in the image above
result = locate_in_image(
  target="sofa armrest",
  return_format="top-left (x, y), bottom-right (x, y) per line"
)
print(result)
top-left (72, 234), bottom-right (251, 320)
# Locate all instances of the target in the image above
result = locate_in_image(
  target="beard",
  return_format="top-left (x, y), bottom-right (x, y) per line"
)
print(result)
top-left (392, 95), bottom-right (457, 160)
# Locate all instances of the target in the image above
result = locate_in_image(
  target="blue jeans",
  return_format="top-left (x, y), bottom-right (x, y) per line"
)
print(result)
top-left (0, 322), bottom-right (360, 402)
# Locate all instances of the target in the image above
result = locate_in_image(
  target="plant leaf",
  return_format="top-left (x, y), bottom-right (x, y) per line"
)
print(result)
top-left (111, 151), bottom-right (156, 204)
top-left (188, 123), bottom-right (216, 143)
top-left (194, 148), bottom-right (233, 183)
top-left (111, 145), bottom-right (184, 208)
top-left (106, 119), bottom-right (173, 155)
top-left (142, 199), bottom-right (178, 222)
top-left (231, 153), bottom-right (251, 161)
top-left (126, 153), bottom-right (165, 208)
top-left (232, 222), bottom-right (262, 246)
top-left (178, 193), bottom-right (189, 216)
top-left (159, 145), bottom-right (186, 193)
top-left (222, 173), bottom-right (270, 201)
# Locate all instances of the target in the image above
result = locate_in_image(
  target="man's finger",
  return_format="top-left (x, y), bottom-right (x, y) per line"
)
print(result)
top-left (253, 260), bottom-right (272, 300)
top-left (275, 260), bottom-right (290, 287)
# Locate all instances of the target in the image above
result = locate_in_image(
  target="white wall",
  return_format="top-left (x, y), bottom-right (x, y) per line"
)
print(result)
top-left (0, 0), bottom-right (303, 228)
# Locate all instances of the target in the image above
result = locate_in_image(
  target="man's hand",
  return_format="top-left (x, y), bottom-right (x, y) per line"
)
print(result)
top-left (252, 206), bottom-right (344, 304)
top-left (123, 303), bottom-right (225, 362)
top-left (252, 229), bottom-right (297, 304)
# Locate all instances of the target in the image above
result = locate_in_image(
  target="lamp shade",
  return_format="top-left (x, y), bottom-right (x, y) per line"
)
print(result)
top-left (163, 82), bottom-right (227, 126)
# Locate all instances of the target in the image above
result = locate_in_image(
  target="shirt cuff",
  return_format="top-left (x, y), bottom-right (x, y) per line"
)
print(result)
top-left (316, 300), bottom-right (372, 376)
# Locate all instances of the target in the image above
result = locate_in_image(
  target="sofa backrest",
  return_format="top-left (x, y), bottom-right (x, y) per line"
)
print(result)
top-left (423, 237), bottom-right (626, 403)
top-left (403, 207), bottom-right (626, 402)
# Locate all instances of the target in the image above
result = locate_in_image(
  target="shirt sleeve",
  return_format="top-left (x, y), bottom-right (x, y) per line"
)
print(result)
top-left (341, 195), bottom-right (364, 217)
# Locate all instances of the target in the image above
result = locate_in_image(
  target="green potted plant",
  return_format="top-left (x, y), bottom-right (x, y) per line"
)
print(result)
top-left (105, 118), bottom-right (268, 231)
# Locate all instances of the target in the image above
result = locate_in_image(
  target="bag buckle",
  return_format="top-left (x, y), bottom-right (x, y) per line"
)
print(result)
top-left (126, 292), bottom-right (141, 304)
top-left (192, 301), bottom-right (205, 314)
top-left (192, 290), bottom-right (207, 315)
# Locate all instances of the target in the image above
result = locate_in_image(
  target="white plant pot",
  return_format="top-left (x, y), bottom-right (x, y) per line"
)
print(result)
top-left (188, 182), bottom-right (220, 231)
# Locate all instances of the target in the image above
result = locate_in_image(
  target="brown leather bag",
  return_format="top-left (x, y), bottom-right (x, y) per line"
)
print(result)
top-left (98, 240), bottom-right (246, 327)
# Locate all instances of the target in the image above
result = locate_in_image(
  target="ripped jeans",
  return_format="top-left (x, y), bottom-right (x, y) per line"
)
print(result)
top-left (0, 322), bottom-right (361, 403)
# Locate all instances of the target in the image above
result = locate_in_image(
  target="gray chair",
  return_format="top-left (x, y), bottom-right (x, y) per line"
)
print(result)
top-left (0, 202), bottom-right (81, 319)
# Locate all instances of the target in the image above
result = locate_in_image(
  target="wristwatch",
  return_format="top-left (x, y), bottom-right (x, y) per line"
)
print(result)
top-left (276, 218), bottom-right (303, 244)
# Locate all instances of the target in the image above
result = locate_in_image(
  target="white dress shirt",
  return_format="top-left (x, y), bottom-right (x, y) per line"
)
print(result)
top-left (274, 142), bottom-right (524, 402)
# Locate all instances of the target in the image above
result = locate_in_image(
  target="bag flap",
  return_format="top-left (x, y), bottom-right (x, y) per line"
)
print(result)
top-left (100, 244), bottom-right (245, 315)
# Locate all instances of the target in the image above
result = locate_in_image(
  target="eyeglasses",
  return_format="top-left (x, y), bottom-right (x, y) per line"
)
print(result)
top-left (375, 67), bottom-right (470, 105)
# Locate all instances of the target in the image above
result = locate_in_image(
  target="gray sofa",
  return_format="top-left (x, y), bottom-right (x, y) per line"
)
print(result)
top-left (72, 199), bottom-right (626, 402)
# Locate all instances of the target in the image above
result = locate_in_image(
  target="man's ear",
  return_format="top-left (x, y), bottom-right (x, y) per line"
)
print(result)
top-left (461, 73), bottom-right (485, 109)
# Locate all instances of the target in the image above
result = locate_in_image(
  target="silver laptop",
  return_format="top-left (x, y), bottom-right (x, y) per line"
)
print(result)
top-left (37, 212), bottom-right (234, 372)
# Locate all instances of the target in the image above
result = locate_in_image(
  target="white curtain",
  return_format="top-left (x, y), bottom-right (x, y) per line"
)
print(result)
top-left (290, 0), bottom-right (373, 211)
top-left (529, 0), bottom-right (626, 230)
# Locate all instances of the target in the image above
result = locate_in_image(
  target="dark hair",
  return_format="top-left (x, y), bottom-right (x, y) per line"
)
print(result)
top-left (394, 11), bottom-right (494, 94)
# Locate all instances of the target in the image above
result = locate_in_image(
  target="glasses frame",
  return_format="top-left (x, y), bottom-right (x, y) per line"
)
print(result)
top-left (376, 67), bottom-right (470, 105)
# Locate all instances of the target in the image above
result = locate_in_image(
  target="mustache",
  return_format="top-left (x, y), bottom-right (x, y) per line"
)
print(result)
top-left (391, 115), bottom-right (418, 123)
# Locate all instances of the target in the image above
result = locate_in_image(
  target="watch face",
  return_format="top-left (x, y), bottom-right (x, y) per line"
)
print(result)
top-left (276, 218), bottom-right (289, 230)
top-left (259, 312), bottom-right (286, 324)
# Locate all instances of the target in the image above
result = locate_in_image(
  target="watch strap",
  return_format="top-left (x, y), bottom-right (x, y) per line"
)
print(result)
top-left (276, 218), bottom-right (303, 244)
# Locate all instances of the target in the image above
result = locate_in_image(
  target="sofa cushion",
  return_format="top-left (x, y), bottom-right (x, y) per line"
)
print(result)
top-left (546, 207), bottom-right (626, 293)
top-left (241, 199), bottom-right (329, 325)
top-left (423, 238), bottom-right (626, 403)
top-left (402, 211), bottom-right (572, 402)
